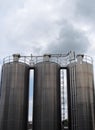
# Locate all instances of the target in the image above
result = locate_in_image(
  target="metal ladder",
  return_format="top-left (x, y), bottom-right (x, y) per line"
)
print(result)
top-left (61, 70), bottom-right (65, 121)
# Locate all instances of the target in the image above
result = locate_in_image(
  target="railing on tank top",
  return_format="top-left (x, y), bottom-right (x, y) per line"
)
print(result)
top-left (3, 52), bottom-right (93, 67)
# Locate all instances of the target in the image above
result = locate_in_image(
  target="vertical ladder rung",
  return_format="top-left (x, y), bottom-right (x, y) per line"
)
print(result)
top-left (61, 70), bottom-right (65, 121)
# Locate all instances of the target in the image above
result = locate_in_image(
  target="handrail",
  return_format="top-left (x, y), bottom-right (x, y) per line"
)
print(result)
top-left (3, 53), bottom-right (93, 67)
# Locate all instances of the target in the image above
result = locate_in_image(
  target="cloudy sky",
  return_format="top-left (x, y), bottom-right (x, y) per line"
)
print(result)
top-left (0, 0), bottom-right (95, 121)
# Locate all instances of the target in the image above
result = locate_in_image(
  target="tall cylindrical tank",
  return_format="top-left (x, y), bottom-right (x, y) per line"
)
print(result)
top-left (67, 55), bottom-right (95, 130)
top-left (0, 62), bottom-right (30, 130)
top-left (33, 62), bottom-right (61, 130)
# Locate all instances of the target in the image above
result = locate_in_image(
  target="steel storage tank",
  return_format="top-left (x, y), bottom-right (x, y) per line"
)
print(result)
top-left (0, 59), bottom-right (30, 130)
top-left (67, 55), bottom-right (95, 130)
top-left (33, 62), bottom-right (61, 130)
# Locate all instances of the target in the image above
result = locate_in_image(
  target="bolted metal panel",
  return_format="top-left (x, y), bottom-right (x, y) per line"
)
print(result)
top-left (67, 62), bottom-right (95, 130)
top-left (0, 62), bottom-right (30, 130)
top-left (33, 62), bottom-right (61, 130)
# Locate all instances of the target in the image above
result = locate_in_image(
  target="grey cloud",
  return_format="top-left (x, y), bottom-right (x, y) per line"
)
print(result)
top-left (46, 21), bottom-right (89, 54)
top-left (0, 0), bottom-right (24, 16)
top-left (0, 0), bottom-right (93, 58)
top-left (75, 0), bottom-right (95, 24)
top-left (0, 0), bottom-right (61, 57)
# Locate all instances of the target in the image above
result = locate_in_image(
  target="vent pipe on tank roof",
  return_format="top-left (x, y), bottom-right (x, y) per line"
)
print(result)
top-left (13, 54), bottom-right (20, 62)
top-left (43, 54), bottom-right (51, 62)
top-left (76, 54), bottom-right (84, 64)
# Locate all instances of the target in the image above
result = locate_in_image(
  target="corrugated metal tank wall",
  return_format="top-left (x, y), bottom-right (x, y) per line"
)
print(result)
top-left (67, 61), bottom-right (95, 130)
top-left (33, 62), bottom-right (61, 130)
top-left (0, 62), bottom-right (30, 130)
top-left (0, 72), bottom-right (1, 97)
